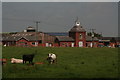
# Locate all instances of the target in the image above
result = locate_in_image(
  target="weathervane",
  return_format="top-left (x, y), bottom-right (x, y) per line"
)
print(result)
top-left (75, 17), bottom-right (80, 26)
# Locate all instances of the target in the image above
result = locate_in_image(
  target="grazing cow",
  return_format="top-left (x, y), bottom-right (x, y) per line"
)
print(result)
top-left (11, 58), bottom-right (23, 63)
top-left (47, 53), bottom-right (57, 64)
top-left (22, 54), bottom-right (35, 64)
top-left (3, 44), bottom-right (6, 47)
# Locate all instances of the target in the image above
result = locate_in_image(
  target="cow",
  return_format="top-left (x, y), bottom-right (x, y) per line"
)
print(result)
top-left (11, 58), bottom-right (23, 63)
top-left (22, 54), bottom-right (35, 64)
top-left (47, 53), bottom-right (57, 64)
top-left (3, 44), bottom-right (6, 47)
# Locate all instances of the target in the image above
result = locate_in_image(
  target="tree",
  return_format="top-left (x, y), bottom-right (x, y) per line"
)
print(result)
top-left (87, 32), bottom-right (102, 37)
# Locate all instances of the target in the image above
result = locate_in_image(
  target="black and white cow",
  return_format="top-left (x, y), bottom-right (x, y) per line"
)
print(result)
top-left (47, 53), bottom-right (57, 64)
top-left (22, 54), bottom-right (35, 64)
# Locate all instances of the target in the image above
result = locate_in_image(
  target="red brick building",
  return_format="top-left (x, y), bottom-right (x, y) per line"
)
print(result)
top-left (69, 19), bottom-right (86, 47)
top-left (1, 18), bottom-right (120, 48)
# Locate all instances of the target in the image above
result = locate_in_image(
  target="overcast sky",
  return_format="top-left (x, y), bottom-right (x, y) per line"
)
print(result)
top-left (1, 0), bottom-right (120, 2)
top-left (2, 2), bottom-right (118, 37)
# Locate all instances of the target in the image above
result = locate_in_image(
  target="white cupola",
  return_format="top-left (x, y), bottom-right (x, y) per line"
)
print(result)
top-left (75, 17), bottom-right (80, 26)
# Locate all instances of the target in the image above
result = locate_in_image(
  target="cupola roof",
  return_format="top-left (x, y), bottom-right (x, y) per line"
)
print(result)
top-left (69, 26), bottom-right (86, 32)
top-left (69, 17), bottom-right (86, 32)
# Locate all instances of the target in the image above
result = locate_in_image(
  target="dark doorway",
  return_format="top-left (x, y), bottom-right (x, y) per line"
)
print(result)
top-left (104, 42), bottom-right (110, 46)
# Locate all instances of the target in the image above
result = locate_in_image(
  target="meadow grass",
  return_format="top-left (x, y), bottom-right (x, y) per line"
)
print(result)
top-left (2, 47), bottom-right (118, 78)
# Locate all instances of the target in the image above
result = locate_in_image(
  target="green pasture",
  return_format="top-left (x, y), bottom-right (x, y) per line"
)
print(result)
top-left (2, 47), bottom-right (118, 78)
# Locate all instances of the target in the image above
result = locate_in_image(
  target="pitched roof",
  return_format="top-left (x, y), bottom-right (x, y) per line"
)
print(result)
top-left (69, 26), bottom-right (86, 32)
top-left (2, 36), bottom-right (42, 41)
top-left (98, 37), bottom-right (120, 42)
top-left (2, 36), bottom-right (20, 41)
top-left (1, 32), bottom-right (56, 42)
top-left (86, 35), bottom-right (99, 41)
top-left (18, 36), bottom-right (42, 41)
top-left (11, 32), bottom-right (36, 36)
top-left (98, 37), bottom-right (119, 40)
top-left (56, 36), bottom-right (74, 42)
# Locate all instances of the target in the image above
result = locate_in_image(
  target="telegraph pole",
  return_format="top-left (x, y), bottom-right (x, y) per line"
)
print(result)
top-left (100, 32), bottom-right (102, 37)
top-left (35, 21), bottom-right (40, 47)
top-left (90, 29), bottom-right (96, 48)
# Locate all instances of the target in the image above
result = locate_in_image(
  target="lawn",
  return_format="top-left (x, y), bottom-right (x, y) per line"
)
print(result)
top-left (2, 47), bottom-right (118, 78)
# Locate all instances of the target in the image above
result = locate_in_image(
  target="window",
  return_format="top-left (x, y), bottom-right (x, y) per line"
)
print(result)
top-left (79, 34), bottom-right (82, 39)
top-left (32, 42), bottom-right (35, 45)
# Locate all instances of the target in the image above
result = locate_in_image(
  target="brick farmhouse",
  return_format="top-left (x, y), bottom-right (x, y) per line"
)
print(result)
top-left (1, 19), bottom-right (120, 48)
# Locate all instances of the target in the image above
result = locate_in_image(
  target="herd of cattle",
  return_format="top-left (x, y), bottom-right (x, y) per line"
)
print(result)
top-left (1, 53), bottom-right (57, 65)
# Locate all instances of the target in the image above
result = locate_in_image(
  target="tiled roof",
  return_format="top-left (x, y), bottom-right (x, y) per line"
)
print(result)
top-left (86, 35), bottom-right (99, 41)
top-left (2, 36), bottom-right (42, 41)
top-left (19, 36), bottom-right (42, 41)
top-left (11, 32), bottom-right (36, 36)
top-left (69, 26), bottom-right (86, 32)
top-left (2, 36), bottom-right (19, 41)
top-left (56, 36), bottom-right (74, 41)
top-left (98, 37), bottom-right (119, 40)
top-left (2, 32), bottom-right (43, 41)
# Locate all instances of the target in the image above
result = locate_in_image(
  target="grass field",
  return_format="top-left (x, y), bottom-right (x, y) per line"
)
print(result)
top-left (2, 47), bottom-right (118, 78)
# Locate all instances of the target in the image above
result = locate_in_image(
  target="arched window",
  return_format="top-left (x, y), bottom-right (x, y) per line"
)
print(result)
top-left (79, 34), bottom-right (82, 39)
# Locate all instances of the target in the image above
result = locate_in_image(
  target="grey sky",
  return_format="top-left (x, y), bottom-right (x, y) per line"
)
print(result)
top-left (1, 0), bottom-right (120, 2)
top-left (2, 2), bottom-right (118, 37)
